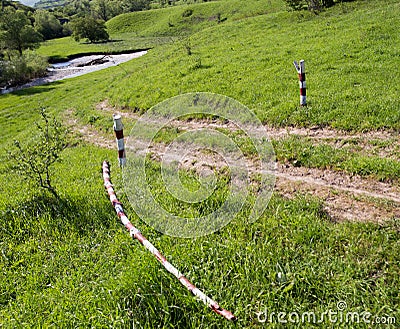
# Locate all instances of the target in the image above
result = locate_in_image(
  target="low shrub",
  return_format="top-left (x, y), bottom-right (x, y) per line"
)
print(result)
top-left (0, 52), bottom-right (48, 88)
top-left (182, 8), bottom-right (193, 17)
top-left (283, 0), bottom-right (355, 11)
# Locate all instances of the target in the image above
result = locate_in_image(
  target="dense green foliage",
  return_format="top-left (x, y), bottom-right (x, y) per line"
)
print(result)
top-left (36, 0), bottom-right (152, 20)
top-left (33, 9), bottom-right (65, 40)
top-left (0, 0), bottom-right (399, 327)
top-left (33, 0), bottom-right (214, 11)
top-left (71, 16), bottom-right (109, 43)
top-left (0, 7), bottom-right (42, 55)
top-left (283, 0), bottom-right (357, 11)
top-left (0, 50), bottom-right (47, 87)
top-left (0, 6), bottom-right (48, 87)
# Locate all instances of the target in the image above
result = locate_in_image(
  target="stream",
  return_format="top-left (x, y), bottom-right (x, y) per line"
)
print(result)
top-left (1, 50), bottom-right (147, 95)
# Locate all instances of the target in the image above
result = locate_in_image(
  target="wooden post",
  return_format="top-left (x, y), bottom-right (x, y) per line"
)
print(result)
top-left (294, 60), bottom-right (307, 106)
top-left (113, 114), bottom-right (126, 167)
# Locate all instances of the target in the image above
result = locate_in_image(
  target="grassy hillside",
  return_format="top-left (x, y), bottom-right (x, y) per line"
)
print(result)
top-left (104, 0), bottom-right (400, 131)
top-left (37, 0), bottom-right (400, 130)
top-left (1, 0), bottom-right (399, 327)
top-left (107, 0), bottom-right (285, 36)
top-left (38, 0), bottom-right (285, 60)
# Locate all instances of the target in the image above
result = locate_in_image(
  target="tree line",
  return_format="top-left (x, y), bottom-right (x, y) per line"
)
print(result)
top-left (50, 0), bottom-right (152, 22)
top-left (35, 0), bottom-right (207, 21)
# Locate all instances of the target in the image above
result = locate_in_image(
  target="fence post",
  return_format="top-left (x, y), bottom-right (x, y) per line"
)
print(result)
top-left (101, 161), bottom-right (237, 321)
top-left (293, 60), bottom-right (307, 106)
top-left (113, 114), bottom-right (126, 167)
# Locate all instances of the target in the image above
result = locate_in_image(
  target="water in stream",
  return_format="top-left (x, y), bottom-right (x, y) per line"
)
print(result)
top-left (1, 51), bottom-right (147, 95)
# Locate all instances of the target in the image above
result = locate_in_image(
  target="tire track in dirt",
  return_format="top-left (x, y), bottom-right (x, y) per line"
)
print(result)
top-left (96, 99), bottom-right (399, 160)
top-left (96, 100), bottom-right (400, 139)
top-left (64, 110), bottom-right (115, 149)
top-left (66, 101), bottom-right (399, 223)
top-left (275, 164), bottom-right (399, 223)
top-left (128, 140), bottom-right (400, 223)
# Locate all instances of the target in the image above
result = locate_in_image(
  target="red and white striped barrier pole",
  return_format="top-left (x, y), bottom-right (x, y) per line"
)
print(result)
top-left (113, 114), bottom-right (126, 167)
top-left (102, 161), bottom-right (237, 322)
top-left (294, 60), bottom-right (306, 106)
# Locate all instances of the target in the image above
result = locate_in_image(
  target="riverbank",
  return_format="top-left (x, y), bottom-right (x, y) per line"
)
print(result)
top-left (1, 50), bottom-right (147, 95)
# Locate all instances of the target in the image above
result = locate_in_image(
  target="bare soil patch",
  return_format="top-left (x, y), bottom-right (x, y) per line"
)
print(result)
top-left (69, 102), bottom-right (399, 223)
top-left (64, 109), bottom-right (114, 149)
top-left (275, 163), bottom-right (399, 223)
top-left (96, 100), bottom-right (399, 160)
top-left (95, 99), bottom-right (138, 119)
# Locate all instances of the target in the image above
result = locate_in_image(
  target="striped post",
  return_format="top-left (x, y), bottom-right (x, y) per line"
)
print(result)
top-left (113, 114), bottom-right (126, 167)
top-left (294, 60), bottom-right (306, 106)
top-left (102, 161), bottom-right (237, 322)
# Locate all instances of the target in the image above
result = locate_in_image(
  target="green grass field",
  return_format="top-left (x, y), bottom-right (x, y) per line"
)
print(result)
top-left (38, 0), bottom-right (285, 61)
top-left (0, 0), bottom-right (399, 327)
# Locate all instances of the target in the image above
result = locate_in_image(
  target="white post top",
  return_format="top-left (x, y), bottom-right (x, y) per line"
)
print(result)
top-left (294, 60), bottom-right (305, 73)
top-left (300, 60), bottom-right (305, 73)
top-left (113, 114), bottom-right (123, 131)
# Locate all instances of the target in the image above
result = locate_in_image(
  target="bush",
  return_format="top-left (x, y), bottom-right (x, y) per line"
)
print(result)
top-left (24, 51), bottom-right (48, 78)
top-left (284, 0), bottom-right (308, 11)
top-left (182, 8), bottom-right (193, 17)
top-left (0, 52), bottom-right (48, 88)
top-left (284, 0), bottom-right (349, 11)
top-left (8, 108), bottom-right (68, 198)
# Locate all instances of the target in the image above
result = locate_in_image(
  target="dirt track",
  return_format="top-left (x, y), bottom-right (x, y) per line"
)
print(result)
top-left (65, 101), bottom-right (399, 223)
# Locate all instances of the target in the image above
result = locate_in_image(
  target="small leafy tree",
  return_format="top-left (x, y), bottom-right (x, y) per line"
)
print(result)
top-left (71, 16), bottom-right (109, 43)
top-left (8, 108), bottom-right (68, 198)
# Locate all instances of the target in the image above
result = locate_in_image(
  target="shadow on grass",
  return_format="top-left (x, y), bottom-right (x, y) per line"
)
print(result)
top-left (1, 194), bottom-right (115, 243)
top-left (10, 81), bottom-right (65, 96)
top-left (116, 273), bottom-right (201, 328)
top-left (48, 55), bottom-right (69, 63)
top-left (78, 39), bottom-right (123, 45)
